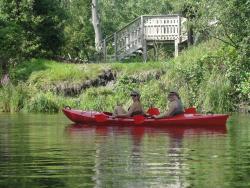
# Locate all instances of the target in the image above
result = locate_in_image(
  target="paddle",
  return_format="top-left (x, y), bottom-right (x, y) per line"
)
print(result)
top-left (103, 111), bottom-right (113, 116)
top-left (147, 107), bottom-right (197, 115)
top-left (133, 115), bottom-right (145, 124)
top-left (94, 111), bottom-right (114, 122)
top-left (185, 107), bottom-right (197, 114)
top-left (147, 107), bottom-right (160, 116)
top-left (94, 112), bottom-right (146, 124)
top-left (133, 108), bottom-right (196, 124)
top-left (94, 113), bottom-right (108, 122)
top-left (95, 106), bottom-right (196, 123)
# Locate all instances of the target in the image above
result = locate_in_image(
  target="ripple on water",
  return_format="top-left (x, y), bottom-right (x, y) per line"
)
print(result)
top-left (0, 113), bottom-right (250, 188)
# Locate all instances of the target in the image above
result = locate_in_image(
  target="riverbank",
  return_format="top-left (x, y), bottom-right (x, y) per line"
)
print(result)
top-left (0, 39), bottom-right (249, 113)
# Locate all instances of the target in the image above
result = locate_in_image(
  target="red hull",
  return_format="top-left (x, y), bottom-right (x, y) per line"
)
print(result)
top-left (62, 108), bottom-right (229, 127)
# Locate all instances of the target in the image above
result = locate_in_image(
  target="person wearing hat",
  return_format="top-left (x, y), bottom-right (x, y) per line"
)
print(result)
top-left (153, 91), bottom-right (184, 119)
top-left (112, 90), bottom-right (144, 117)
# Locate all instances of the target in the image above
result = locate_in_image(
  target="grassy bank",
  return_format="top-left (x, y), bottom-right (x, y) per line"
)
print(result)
top-left (0, 40), bottom-right (249, 113)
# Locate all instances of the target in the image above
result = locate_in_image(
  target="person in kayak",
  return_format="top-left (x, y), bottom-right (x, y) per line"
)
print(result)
top-left (153, 91), bottom-right (184, 119)
top-left (112, 90), bottom-right (144, 117)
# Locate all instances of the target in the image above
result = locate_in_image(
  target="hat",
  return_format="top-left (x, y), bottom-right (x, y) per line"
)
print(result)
top-left (130, 90), bottom-right (140, 96)
top-left (168, 91), bottom-right (180, 99)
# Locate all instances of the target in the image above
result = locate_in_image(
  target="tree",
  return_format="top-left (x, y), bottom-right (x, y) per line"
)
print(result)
top-left (92, 0), bottom-right (102, 52)
top-left (100, 0), bottom-right (173, 36)
top-left (0, 0), bottom-right (66, 58)
top-left (62, 0), bottom-right (95, 61)
top-left (0, 19), bottom-right (23, 82)
top-left (178, 0), bottom-right (250, 49)
top-left (32, 0), bottom-right (66, 56)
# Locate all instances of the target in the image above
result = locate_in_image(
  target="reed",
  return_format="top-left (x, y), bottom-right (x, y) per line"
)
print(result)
top-left (0, 83), bottom-right (27, 112)
top-left (24, 92), bottom-right (59, 113)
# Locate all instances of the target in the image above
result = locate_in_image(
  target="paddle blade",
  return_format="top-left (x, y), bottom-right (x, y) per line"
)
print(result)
top-left (147, 108), bottom-right (160, 115)
top-left (133, 115), bottom-right (145, 124)
top-left (103, 111), bottom-right (113, 116)
top-left (185, 107), bottom-right (197, 114)
top-left (95, 114), bottom-right (108, 122)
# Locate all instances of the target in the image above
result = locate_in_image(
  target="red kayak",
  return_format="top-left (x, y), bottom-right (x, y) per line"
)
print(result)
top-left (62, 108), bottom-right (229, 127)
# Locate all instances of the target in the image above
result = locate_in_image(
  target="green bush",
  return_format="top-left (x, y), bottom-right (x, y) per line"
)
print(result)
top-left (240, 72), bottom-right (250, 101)
top-left (0, 83), bottom-right (27, 112)
top-left (24, 92), bottom-right (59, 113)
top-left (197, 71), bottom-right (233, 113)
top-left (2, 39), bottom-right (248, 113)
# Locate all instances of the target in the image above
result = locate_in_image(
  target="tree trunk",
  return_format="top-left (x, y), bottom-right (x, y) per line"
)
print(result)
top-left (188, 26), bottom-right (194, 45)
top-left (0, 59), bottom-right (7, 74)
top-left (0, 59), bottom-right (10, 85)
top-left (91, 0), bottom-right (102, 52)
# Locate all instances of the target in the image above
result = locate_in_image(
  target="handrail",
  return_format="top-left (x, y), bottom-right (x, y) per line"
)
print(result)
top-left (142, 14), bottom-right (180, 18)
top-left (102, 14), bottom-right (188, 61)
top-left (114, 17), bottom-right (142, 34)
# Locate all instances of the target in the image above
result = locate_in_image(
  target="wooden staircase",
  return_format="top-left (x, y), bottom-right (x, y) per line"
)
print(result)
top-left (102, 15), bottom-right (188, 62)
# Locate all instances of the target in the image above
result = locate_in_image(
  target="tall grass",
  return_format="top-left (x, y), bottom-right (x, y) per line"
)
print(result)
top-left (11, 59), bottom-right (107, 87)
top-left (110, 61), bottom-right (168, 76)
top-left (0, 83), bottom-right (27, 112)
top-left (2, 39), bottom-right (241, 113)
top-left (24, 92), bottom-right (59, 113)
top-left (197, 72), bottom-right (233, 112)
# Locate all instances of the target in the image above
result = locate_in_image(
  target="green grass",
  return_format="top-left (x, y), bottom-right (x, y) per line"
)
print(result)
top-left (11, 59), bottom-right (107, 86)
top-left (0, 83), bottom-right (27, 112)
top-left (1, 39), bottom-right (246, 113)
top-left (109, 61), bottom-right (168, 75)
top-left (10, 59), bottom-right (169, 89)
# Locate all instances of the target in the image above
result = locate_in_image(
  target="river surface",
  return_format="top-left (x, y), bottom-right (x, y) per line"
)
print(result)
top-left (0, 113), bottom-right (249, 188)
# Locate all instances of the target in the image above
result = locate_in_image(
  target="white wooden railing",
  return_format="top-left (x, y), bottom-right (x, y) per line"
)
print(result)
top-left (102, 15), bottom-right (188, 61)
top-left (144, 15), bottom-right (187, 42)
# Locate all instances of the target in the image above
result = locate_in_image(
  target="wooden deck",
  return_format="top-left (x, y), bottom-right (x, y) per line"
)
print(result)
top-left (102, 15), bottom-right (189, 62)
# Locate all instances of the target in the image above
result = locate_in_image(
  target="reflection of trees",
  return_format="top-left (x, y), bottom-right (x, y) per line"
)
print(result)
top-left (76, 124), bottom-right (228, 188)
top-left (226, 115), bottom-right (250, 187)
top-left (2, 112), bottom-right (248, 188)
top-left (130, 126), bottom-right (146, 178)
top-left (0, 114), bottom-right (43, 188)
top-left (127, 126), bottom-right (187, 187)
top-left (0, 118), bottom-right (30, 187)
top-left (1, 114), bottom-right (97, 188)
top-left (166, 134), bottom-right (188, 188)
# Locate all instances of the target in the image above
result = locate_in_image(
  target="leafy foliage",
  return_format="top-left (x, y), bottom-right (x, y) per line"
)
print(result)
top-left (100, 0), bottom-right (173, 36)
top-left (25, 92), bottom-right (59, 113)
top-left (0, 0), bottom-right (66, 70)
top-left (62, 0), bottom-right (95, 61)
top-left (0, 0), bottom-right (249, 113)
top-left (0, 19), bottom-right (24, 70)
top-left (0, 83), bottom-right (27, 112)
top-left (179, 0), bottom-right (250, 48)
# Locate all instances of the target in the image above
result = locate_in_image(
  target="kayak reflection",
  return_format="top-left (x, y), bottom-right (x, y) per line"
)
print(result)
top-left (65, 123), bottom-right (227, 139)
top-left (65, 124), bottom-right (227, 187)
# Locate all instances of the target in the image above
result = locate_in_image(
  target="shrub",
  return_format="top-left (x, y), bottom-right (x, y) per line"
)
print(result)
top-left (0, 83), bottom-right (27, 112)
top-left (25, 92), bottom-right (59, 113)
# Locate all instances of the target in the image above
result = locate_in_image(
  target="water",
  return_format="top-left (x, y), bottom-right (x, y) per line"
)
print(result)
top-left (0, 113), bottom-right (249, 188)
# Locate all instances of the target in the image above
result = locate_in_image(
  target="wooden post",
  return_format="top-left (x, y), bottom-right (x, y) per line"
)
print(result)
top-left (114, 32), bottom-right (118, 61)
top-left (178, 15), bottom-right (181, 43)
top-left (153, 41), bottom-right (158, 61)
top-left (188, 26), bottom-right (194, 46)
top-left (141, 16), bottom-right (147, 62)
top-left (143, 39), bottom-right (147, 62)
top-left (174, 39), bottom-right (179, 57)
top-left (103, 38), bottom-right (106, 62)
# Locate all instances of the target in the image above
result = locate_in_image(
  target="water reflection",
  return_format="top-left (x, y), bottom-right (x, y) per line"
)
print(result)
top-left (5, 112), bottom-right (250, 188)
top-left (66, 124), bottom-right (227, 138)
top-left (65, 124), bottom-right (227, 187)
